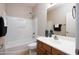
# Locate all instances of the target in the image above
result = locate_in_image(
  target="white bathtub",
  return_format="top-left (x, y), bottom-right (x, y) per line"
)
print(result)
top-left (0, 37), bottom-right (36, 55)
top-left (0, 43), bottom-right (29, 55)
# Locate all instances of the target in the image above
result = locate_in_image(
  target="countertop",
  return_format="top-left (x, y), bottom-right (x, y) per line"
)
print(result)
top-left (36, 35), bottom-right (75, 55)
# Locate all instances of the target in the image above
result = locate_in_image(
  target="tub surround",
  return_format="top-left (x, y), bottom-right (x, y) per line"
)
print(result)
top-left (36, 35), bottom-right (75, 55)
top-left (0, 43), bottom-right (29, 55)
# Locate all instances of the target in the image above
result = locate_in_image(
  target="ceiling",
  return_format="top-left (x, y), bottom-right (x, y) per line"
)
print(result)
top-left (47, 4), bottom-right (60, 12)
top-left (5, 3), bottom-right (37, 8)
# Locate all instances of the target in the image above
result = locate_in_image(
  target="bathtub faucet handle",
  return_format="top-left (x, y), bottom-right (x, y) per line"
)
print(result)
top-left (0, 44), bottom-right (3, 49)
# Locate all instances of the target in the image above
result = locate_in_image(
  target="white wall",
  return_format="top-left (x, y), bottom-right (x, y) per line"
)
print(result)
top-left (76, 3), bottom-right (79, 50)
top-left (0, 3), bottom-right (5, 16)
top-left (6, 3), bottom-right (32, 19)
top-left (0, 3), bottom-right (6, 52)
top-left (0, 3), bottom-right (7, 26)
top-left (33, 4), bottom-right (47, 36)
top-left (32, 17), bottom-right (38, 38)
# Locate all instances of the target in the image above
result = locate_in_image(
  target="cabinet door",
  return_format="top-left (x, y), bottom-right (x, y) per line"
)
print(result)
top-left (43, 43), bottom-right (52, 54)
top-left (37, 40), bottom-right (52, 55)
top-left (37, 48), bottom-right (45, 55)
top-left (52, 47), bottom-right (67, 55)
top-left (37, 40), bottom-right (46, 55)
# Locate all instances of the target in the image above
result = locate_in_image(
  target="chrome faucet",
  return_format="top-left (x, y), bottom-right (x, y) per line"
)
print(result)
top-left (54, 35), bottom-right (58, 40)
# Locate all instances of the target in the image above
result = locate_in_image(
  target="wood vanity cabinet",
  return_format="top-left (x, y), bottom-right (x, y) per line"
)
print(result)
top-left (37, 40), bottom-right (67, 55)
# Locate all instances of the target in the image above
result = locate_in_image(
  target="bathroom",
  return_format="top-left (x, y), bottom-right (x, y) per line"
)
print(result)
top-left (0, 3), bottom-right (78, 55)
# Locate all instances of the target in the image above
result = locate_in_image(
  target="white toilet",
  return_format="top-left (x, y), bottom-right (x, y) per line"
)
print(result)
top-left (27, 42), bottom-right (37, 55)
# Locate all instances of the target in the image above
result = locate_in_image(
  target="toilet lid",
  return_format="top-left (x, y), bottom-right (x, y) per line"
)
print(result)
top-left (27, 42), bottom-right (37, 49)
